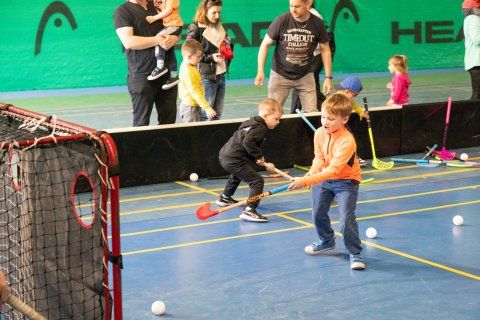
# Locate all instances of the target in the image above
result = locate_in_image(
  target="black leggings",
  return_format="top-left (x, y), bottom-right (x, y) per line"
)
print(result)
top-left (468, 66), bottom-right (480, 100)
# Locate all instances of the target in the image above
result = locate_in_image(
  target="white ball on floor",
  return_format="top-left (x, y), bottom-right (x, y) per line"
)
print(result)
top-left (151, 300), bottom-right (166, 316)
top-left (189, 173), bottom-right (199, 182)
top-left (452, 215), bottom-right (464, 226)
top-left (366, 227), bottom-right (377, 239)
top-left (460, 153), bottom-right (469, 161)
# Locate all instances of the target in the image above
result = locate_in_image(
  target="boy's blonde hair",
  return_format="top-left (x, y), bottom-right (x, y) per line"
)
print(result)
top-left (321, 94), bottom-right (352, 118)
top-left (258, 98), bottom-right (283, 116)
top-left (389, 54), bottom-right (408, 74)
top-left (181, 39), bottom-right (203, 56)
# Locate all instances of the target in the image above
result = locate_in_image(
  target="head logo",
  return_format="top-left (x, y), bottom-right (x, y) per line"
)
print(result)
top-left (35, 1), bottom-right (77, 56)
top-left (330, 0), bottom-right (360, 33)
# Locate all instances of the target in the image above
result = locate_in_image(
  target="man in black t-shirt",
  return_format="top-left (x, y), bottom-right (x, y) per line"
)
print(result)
top-left (114, 0), bottom-right (180, 127)
top-left (255, 0), bottom-right (333, 113)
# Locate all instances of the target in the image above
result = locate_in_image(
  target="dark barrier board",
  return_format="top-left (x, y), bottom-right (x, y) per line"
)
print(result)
top-left (111, 118), bottom-right (318, 188)
top-left (110, 100), bottom-right (480, 188)
top-left (348, 109), bottom-right (402, 160)
top-left (401, 100), bottom-right (480, 154)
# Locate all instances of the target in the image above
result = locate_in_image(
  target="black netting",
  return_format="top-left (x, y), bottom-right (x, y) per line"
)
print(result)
top-left (0, 111), bottom-right (107, 320)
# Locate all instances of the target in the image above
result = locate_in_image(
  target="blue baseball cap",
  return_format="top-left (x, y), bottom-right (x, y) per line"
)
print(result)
top-left (334, 76), bottom-right (363, 93)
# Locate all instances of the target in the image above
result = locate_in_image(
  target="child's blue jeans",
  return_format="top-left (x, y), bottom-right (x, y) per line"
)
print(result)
top-left (311, 179), bottom-right (362, 255)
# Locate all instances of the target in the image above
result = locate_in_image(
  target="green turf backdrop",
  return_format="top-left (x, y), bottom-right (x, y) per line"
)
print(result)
top-left (0, 0), bottom-right (464, 91)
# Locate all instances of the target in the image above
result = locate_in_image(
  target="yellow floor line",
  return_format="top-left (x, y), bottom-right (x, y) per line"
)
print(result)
top-left (122, 225), bottom-right (310, 256)
top-left (115, 184), bottom-right (479, 217)
top-left (363, 241), bottom-right (480, 281)
top-left (116, 166), bottom-right (477, 207)
top-left (120, 198), bottom-right (480, 280)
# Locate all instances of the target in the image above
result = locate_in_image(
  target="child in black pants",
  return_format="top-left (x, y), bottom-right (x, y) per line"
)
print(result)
top-left (217, 98), bottom-right (283, 222)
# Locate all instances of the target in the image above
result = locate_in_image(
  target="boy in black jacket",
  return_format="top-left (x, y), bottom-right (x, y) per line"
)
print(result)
top-left (217, 98), bottom-right (283, 222)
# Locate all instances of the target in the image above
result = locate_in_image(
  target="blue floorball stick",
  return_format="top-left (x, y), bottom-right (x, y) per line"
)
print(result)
top-left (390, 157), bottom-right (480, 168)
top-left (295, 108), bottom-right (317, 133)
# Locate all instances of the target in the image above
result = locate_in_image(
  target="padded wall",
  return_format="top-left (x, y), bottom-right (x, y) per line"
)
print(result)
top-left (110, 100), bottom-right (480, 188)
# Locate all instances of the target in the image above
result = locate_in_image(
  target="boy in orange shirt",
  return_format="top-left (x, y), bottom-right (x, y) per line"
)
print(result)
top-left (288, 94), bottom-right (365, 270)
top-left (146, 0), bottom-right (183, 89)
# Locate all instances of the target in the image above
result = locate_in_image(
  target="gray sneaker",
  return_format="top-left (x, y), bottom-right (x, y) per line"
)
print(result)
top-left (350, 254), bottom-right (366, 270)
top-left (304, 238), bottom-right (336, 255)
top-left (358, 157), bottom-right (368, 167)
top-left (239, 206), bottom-right (268, 222)
top-left (215, 195), bottom-right (238, 207)
top-left (148, 66), bottom-right (168, 81)
top-left (162, 76), bottom-right (180, 90)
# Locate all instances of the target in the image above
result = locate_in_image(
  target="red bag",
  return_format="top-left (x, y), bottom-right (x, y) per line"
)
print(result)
top-left (219, 40), bottom-right (234, 60)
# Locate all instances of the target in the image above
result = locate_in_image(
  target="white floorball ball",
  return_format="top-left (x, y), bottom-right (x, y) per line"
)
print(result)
top-left (189, 173), bottom-right (199, 182)
top-left (366, 227), bottom-right (377, 239)
top-left (460, 153), bottom-right (469, 161)
top-left (452, 215), bottom-right (464, 226)
top-left (151, 300), bottom-right (166, 316)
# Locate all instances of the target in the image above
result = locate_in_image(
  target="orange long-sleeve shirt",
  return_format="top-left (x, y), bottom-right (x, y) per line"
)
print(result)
top-left (298, 126), bottom-right (361, 187)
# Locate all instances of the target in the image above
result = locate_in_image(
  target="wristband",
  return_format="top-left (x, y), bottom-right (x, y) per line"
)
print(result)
top-left (325, 76), bottom-right (333, 79)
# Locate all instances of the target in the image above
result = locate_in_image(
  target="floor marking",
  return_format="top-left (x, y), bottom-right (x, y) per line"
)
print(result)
top-left (362, 241), bottom-right (480, 281)
top-left (115, 184), bottom-right (479, 218)
top-left (116, 190), bottom-right (305, 217)
top-left (356, 199), bottom-right (480, 221)
top-left (122, 209), bottom-right (480, 281)
top-left (118, 208), bottom-right (309, 237)
top-left (276, 214), bottom-right (311, 226)
top-left (118, 166), bottom-right (477, 204)
top-left (175, 181), bottom-right (219, 196)
top-left (235, 99), bottom-right (261, 105)
top-left (122, 225), bottom-right (310, 256)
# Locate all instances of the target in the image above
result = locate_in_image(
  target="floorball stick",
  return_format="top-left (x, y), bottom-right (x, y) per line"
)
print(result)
top-left (294, 164), bottom-right (374, 184)
top-left (417, 144), bottom-right (440, 167)
top-left (363, 98), bottom-right (394, 170)
top-left (433, 97), bottom-right (456, 160)
top-left (295, 108), bottom-right (317, 133)
top-left (390, 157), bottom-right (480, 168)
top-left (196, 184), bottom-right (290, 220)
top-left (208, 171), bottom-right (291, 179)
top-left (265, 163), bottom-right (293, 180)
top-left (422, 144), bottom-right (438, 160)
top-left (294, 164), bottom-right (310, 172)
top-left (7, 294), bottom-right (47, 320)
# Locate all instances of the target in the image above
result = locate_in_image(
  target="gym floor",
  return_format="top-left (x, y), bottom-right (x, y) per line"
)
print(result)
top-left (2, 71), bottom-right (478, 319)
top-left (118, 147), bottom-right (480, 320)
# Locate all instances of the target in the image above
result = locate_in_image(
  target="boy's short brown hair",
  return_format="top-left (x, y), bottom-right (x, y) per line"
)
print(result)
top-left (181, 38), bottom-right (203, 56)
top-left (258, 98), bottom-right (283, 116)
top-left (321, 94), bottom-right (352, 118)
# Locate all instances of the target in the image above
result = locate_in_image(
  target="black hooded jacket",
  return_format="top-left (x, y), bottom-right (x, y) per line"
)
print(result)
top-left (219, 116), bottom-right (267, 162)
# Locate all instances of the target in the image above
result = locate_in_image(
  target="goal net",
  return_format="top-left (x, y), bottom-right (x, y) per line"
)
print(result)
top-left (0, 104), bottom-right (122, 319)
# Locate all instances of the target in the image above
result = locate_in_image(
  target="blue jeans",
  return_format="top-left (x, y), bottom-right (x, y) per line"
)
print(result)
top-left (311, 180), bottom-right (362, 256)
top-left (201, 73), bottom-right (225, 121)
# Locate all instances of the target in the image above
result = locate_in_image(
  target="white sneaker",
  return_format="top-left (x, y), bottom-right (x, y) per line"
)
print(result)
top-left (239, 207), bottom-right (268, 222)
top-left (358, 157), bottom-right (368, 167)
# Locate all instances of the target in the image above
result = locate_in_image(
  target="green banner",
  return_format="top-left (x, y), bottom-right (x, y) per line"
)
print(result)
top-left (0, 0), bottom-right (464, 92)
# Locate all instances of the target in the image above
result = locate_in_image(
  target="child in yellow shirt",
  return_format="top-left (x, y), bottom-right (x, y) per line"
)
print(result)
top-left (178, 39), bottom-right (217, 122)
